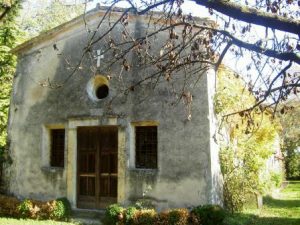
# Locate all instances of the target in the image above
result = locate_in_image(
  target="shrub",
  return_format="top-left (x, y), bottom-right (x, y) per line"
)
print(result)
top-left (50, 198), bottom-right (71, 220)
top-left (17, 199), bottom-right (37, 218)
top-left (17, 197), bottom-right (71, 220)
top-left (270, 172), bottom-right (283, 188)
top-left (103, 204), bottom-right (124, 225)
top-left (168, 208), bottom-right (189, 225)
top-left (158, 210), bottom-right (169, 225)
top-left (191, 204), bottom-right (226, 225)
top-left (0, 194), bottom-right (20, 217)
top-left (124, 206), bottom-right (137, 225)
top-left (0, 195), bottom-right (71, 220)
top-left (132, 209), bottom-right (157, 225)
top-left (34, 200), bottom-right (56, 219)
top-left (158, 208), bottom-right (189, 225)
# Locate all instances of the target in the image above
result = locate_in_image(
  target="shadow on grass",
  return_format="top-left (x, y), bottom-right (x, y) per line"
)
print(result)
top-left (263, 196), bottom-right (300, 208)
top-left (224, 213), bottom-right (300, 225)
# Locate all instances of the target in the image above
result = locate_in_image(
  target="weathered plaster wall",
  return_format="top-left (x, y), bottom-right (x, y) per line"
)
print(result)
top-left (6, 9), bottom-right (222, 209)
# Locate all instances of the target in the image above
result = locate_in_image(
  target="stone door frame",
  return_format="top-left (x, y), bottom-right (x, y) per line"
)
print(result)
top-left (66, 117), bottom-right (126, 209)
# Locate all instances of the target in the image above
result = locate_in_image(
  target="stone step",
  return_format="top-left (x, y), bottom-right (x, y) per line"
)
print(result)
top-left (70, 209), bottom-right (105, 225)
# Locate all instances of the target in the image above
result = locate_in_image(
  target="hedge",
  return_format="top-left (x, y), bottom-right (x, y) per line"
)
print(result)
top-left (0, 194), bottom-right (71, 221)
top-left (103, 204), bottom-right (227, 225)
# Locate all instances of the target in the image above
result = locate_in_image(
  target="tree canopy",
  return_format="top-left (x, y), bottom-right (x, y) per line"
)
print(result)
top-left (0, 0), bottom-right (21, 161)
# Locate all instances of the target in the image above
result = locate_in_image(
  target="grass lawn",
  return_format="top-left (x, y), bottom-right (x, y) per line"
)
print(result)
top-left (225, 181), bottom-right (300, 225)
top-left (0, 218), bottom-right (81, 225)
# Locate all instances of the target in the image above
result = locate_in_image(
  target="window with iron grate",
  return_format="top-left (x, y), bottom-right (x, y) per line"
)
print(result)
top-left (50, 129), bottom-right (65, 167)
top-left (135, 126), bottom-right (157, 169)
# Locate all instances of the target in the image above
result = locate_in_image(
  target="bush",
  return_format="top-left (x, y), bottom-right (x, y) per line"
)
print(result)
top-left (17, 197), bottom-right (71, 220)
top-left (124, 206), bottom-right (137, 225)
top-left (191, 205), bottom-right (226, 225)
top-left (17, 199), bottom-right (37, 218)
top-left (50, 198), bottom-right (71, 220)
top-left (158, 208), bottom-right (189, 225)
top-left (270, 172), bottom-right (283, 188)
top-left (33, 200), bottom-right (55, 220)
top-left (0, 194), bottom-right (20, 217)
top-left (132, 209), bottom-right (157, 225)
top-left (0, 195), bottom-right (71, 220)
top-left (101, 204), bottom-right (229, 225)
top-left (103, 204), bottom-right (124, 225)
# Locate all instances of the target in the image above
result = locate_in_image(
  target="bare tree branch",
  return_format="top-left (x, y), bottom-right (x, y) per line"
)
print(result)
top-left (224, 61), bottom-right (293, 117)
top-left (193, 0), bottom-right (300, 35)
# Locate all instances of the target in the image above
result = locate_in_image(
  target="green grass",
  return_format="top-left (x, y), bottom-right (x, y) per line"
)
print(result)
top-left (224, 181), bottom-right (300, 225)
top-left (0, 218), bottom-right (80, 225)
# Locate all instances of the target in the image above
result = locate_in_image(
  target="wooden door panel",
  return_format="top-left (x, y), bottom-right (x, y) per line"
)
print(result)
top-left (77, 127), bottom-right (98, 209)
top-left (100, 154), bottom-right (110, 173)
top-left (99, 127), bottom-right (118, 204)
top-left (77, 126), bottom-right (118, 209)
top-left (79, 176), bottom-right (96, 196)
top-left (79, 152), bottom-right (96, 173)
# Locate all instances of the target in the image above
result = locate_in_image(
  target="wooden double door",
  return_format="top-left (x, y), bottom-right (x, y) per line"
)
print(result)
top-left (77, 126), bottom-right (118, 209)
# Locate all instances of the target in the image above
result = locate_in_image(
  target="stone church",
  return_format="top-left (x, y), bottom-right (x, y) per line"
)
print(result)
top-left (5, 7), bottom-right (222, 210)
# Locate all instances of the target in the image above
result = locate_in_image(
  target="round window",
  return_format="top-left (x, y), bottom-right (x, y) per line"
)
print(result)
top-left (96, 84), bottom-right (109, 99)
top-left (87, 75), bottom-right (109, 101)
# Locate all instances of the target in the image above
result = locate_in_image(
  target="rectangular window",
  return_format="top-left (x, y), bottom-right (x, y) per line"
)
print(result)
top-left (135, 126), bottom-right (157, 169)
top-left (50, 129), bottom-right (65, 167)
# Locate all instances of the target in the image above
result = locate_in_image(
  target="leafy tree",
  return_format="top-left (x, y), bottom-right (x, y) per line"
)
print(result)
top-left (278, 102), bottom-right (300, 179)
top-left (18, 0), bottom-right (84, 40)
top-left (0, 0), bottom-right (83, 163)
top-left (215, 66), bottom-right (280, 212)
top-left (0, 0), bottom-right (21, 162)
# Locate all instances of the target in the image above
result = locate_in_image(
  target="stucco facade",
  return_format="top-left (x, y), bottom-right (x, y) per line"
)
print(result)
top-left (5, 8), bottom-right (222, 210)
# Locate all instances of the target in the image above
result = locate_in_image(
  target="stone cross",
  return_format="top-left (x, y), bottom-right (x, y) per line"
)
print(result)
top-left (95, 49), bottom-right (104, 67)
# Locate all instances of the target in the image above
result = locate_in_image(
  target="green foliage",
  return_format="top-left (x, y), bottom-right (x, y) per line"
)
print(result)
top-left (223, 181), bottom-right (300, 225)
top-left (50, 198), bottom-right (71, 220)
top-left (12, 197), bottom-right (71, 221)
top-left (215, 66), bottom-right (281, 212)
top-left (270, 172), bottom-right (284, 188)
top-left (18, 1), bottom-right (83, 40)
top-left (0, 1), bottom-right (83, 164)
top-left (191, 204), bottom-right (226, 225)
top-left (124, 206), bottom-right (137, 225)
top-left (17, 199), bottom-right (33, 218)
top-left (103, 204), bottom-right (124, 225)
top-left (277, 103), bottom-right (300, 180)
top-left (168, 209), bottom-right (189, 225)
top-left (0, 0), bottom-right (21, 163)
top-left (102, 204), bottom-right (228, 225)
top-left (286, 151), bottom-right (300, 180)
